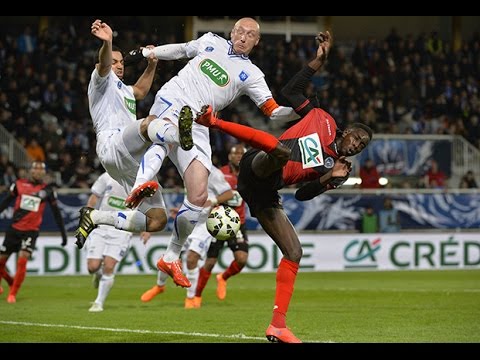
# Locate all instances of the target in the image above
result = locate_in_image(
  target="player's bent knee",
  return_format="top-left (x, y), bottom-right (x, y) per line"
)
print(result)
top-left (146, 209), bottom-right (168, 232)
top-left (140, 115), bottom-right (158, 138)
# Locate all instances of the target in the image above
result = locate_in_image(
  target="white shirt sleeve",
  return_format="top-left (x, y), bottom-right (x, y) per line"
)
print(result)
top-left (143, 33), bottom-right (212, 60)
top-left (208, 167), bottom-right (232, 197)
top-left (91, 173), bottom-right (109, 198)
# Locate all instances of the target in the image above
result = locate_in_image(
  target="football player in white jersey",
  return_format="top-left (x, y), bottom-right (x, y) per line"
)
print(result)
top-left (122, 17), bottom-right (299, 289)
top-left (85, 172), bottom-right (151, 313)
top-left (74, 19), bottom-right (195, 285)
top-left (140, 166), bottom-right (234, 309)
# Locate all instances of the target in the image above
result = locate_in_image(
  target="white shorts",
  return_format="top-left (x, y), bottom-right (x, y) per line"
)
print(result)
top-left (182, 221), bottom-right (213, 260)
top-left (86, 226), bottom-right (132, 262)
top-left (150, 90), bottom-right (212, 177)
top-left (96, 121), bottom-right (166, 213)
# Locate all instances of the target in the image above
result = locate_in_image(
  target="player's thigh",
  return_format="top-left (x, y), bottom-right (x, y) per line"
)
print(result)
top-left (228, 225), bottom-right (249, 253)
top-left (169, 126), bottom-right (212, 177)
top-left (86, 230), bottom-right (108, 260)
top-left (187, 235), bottom-right (213, 260)
top-left (103, 233), bottom-right (132, 262)
top-left (207, 238), bottom-right (225, 258)
top-left (122, 120), bottom-right (151, 160)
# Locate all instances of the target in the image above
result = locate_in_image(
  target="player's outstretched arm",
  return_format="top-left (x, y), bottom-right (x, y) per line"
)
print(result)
top-left (281, 31), bottom-right (332, 118)
top-left (91, 19), bottom-right (114, 77)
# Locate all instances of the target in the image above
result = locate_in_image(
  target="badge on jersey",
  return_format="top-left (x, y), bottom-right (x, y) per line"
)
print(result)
top-left (298, 133), bottom-right (325, 169)
top-left (20, 194), bottom-right (41, 212)
top-left (239, 71), bottom-right (249, 82)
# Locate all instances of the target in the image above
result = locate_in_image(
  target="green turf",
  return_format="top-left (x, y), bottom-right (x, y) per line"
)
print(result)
top-left (0, 270), bottom-right (479, 343)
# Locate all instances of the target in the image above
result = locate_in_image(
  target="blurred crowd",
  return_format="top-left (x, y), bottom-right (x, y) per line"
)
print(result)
top-left (1, 20), bottom-right (480, 191)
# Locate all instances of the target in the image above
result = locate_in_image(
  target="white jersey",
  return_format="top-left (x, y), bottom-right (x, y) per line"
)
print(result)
top-left (151, 32), bottom-right (272, 117)
top-left (88, 69), bottom-right (137, 134)
top-left (208, 165), bottom-right (232, 198)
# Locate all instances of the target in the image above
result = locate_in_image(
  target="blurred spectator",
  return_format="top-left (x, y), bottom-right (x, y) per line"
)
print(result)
top-left (16, 26), bottom-right (37, 54)
top-left (361, 205), bottom-right (378, 233)
top-left (0, 164), bottom-right (18, 192)
top-left (459, 170), bottom-right (478, 188)
top-left (379, 197), bottom-right (401, 233)
top-left (425, 159), bottom-right (447, 189)
top-left (25, 138), bottom-right (46, 162)
top-left (359, 159), bottom-right (381, 189)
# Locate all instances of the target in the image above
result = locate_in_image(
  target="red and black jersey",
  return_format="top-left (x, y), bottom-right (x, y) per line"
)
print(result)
top-left (279, 107), bottom-right (339, 187)
top-left (220, 164), bottom-right (246, 224)
top-left (0, 179), bottom-right (59, 232)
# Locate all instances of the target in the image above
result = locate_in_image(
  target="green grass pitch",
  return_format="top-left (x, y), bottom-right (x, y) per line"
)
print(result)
top-left (0, 270), bottom-right (479, 343)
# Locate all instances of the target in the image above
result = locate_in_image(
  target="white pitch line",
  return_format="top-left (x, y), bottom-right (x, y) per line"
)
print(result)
top-left (0, 321), bottom-right (329, 343)
top-left (0, 320), bottom-right (264, 341)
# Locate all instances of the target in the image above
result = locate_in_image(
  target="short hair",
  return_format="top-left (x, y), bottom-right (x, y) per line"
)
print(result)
top-left (350, 123), bottom-right (373, 140)
top-left (97, 45), bottom-right (124, 62)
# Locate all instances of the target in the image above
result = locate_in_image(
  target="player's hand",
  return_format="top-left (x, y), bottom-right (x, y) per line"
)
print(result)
top-left (61, 235), bottom-right (68, 247)
top-left (315, 31), bottom-right (332, 64)
top-left (144, 45), bottom-right (159, 66)
top-left (169, 207), bottom-right (180, 219)
top-left (331, 156), bottom-right (352, 178)
top-left (140, 232), bottom-right (151, 245)
top-left (91, 19), bottom-right (113, 42)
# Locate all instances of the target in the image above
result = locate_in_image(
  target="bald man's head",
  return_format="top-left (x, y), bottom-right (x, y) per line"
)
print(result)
top-left (230, 17), bottom-right (261, 56)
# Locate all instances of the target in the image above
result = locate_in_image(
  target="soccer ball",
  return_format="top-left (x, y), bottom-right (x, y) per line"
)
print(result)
top-left (206, 205), bottom-right (241, 241)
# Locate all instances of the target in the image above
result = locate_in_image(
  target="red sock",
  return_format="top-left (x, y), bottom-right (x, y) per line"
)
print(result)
top-left (215, 119), bottom-right (279, 153)
top-left (271, 258), bottom-right (299, 329)
top-left (10, 257), bottom-right (28, 297)
top-left (0, 258), bottom-right (13, 286)
top-left (195, 267), bottom-right (212, 297)
top-left (223, 260), bottom-right (243, 281)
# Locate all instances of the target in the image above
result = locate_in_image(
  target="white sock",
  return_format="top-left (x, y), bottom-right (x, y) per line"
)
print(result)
top-left (90, 210), bottom-right (116, 226)
top-left (147, 118), bottom-right (179, 146)
top-left (186, 266), bottom-right (199, 299)
top-left (115, 211), bottom-right (147, 233)
top-left (95, 274), bottom-right (115, 306)
top-left (157, 270), bottom-right (169, 287)
top-left (132, 144), bottom-right (168, 190)
top-left (163, 200), bottom-right (203, 262)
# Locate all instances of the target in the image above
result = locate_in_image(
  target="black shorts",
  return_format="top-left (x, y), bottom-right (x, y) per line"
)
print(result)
top-left (237, 148), bottom-right (284, 218)
top-left (0, 228), bottom-right (39, 255)
top-left (207, 224), bottom-right (249, 258)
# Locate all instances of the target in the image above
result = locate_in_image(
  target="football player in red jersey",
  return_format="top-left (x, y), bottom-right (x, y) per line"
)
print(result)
top-left (195, 31), bottom-right (373, 343)
top-left (0, 162), bottom-right (68, 303)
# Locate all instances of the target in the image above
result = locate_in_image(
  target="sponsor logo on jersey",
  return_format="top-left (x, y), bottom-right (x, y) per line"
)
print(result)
top-left (325, 117), bottom-right (333, 136)
top-left (20, 194), bottom-right (41, 212)
top-left (108, 196), bottom-right (127, 210)
top-left (205, 46), bottom-right (214, 52)
top-left (298, 133), bottom-right (324, 169)
top-left (239, 71), bottom-right (249, 82)
top-left (117, 81), bottom-right (123, 89)
top-left (199, 59), bottom-right (230, 87)
top-left (124, 98), bottom-right (136, 116)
